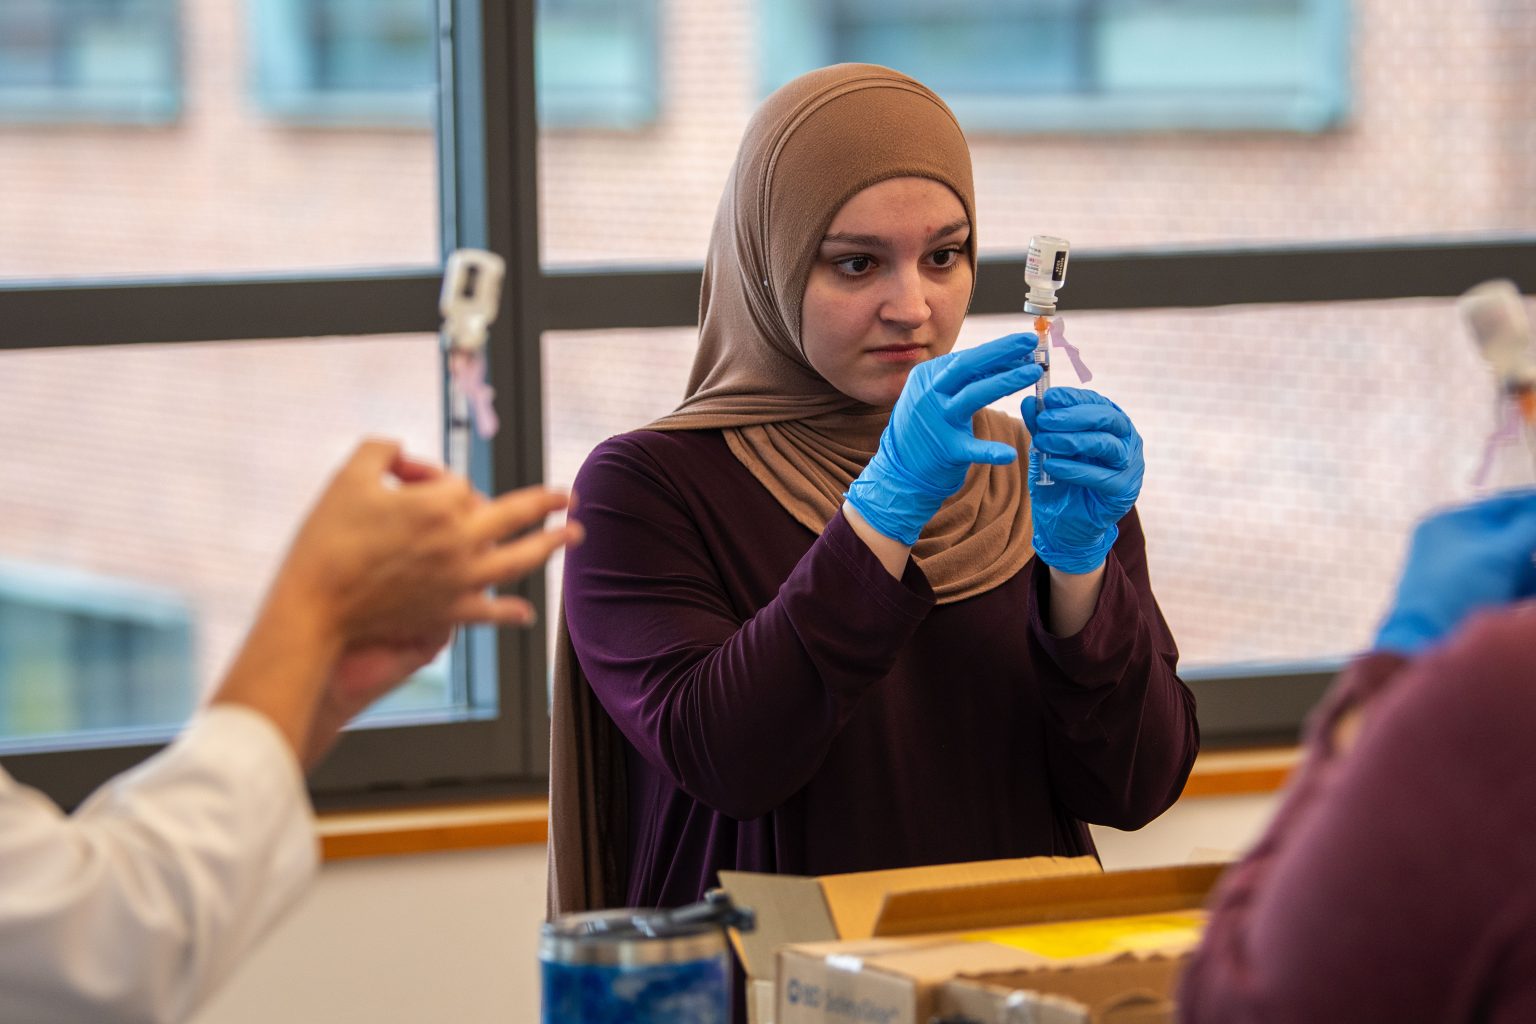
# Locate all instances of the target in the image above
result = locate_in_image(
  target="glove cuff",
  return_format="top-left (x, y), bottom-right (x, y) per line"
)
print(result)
top-left (845, 476), bottom-right (940, 546)
top-left (846, 447), bottom-right (952, 546)
top-left (1032, 524), bottom-right (1118, 575)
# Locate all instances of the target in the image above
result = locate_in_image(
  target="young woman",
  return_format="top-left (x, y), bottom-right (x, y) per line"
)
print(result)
top-left (549, 64), bottom-right (1197, 919)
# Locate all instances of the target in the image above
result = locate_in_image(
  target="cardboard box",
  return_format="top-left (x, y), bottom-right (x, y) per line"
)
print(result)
top-left (767, 863), bottom-right (1224, 1024)
top-left (722, 857), bottom-right (1101, 1024)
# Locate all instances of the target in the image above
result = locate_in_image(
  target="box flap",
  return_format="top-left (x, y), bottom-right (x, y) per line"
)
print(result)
top-left (820, 856), bottom-right (1098, 940)
top-left (722, 857), bottom-right (1097, 977)
top-left (873, 862), bottom-right (1224, 937)
top-left (720, 871), bottom-right (839, 980)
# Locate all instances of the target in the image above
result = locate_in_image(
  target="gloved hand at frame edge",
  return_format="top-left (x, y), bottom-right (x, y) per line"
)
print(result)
top-left (1374, 489), bottom-right (1536, 656)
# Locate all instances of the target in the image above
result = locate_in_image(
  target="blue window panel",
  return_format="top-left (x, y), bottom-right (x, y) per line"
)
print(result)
top-left (537, 0), bottom-right (659, 129)
top-left (0, 0), bottom-right (180, 124)
top-left (0, 560), bottom-right (194, 743)
top-left (763, 0), bottom-right (1350, 135)
top-left (254, 0), bottom-right (659, 130)
top-left (253, 0), bottom-right (439, 127)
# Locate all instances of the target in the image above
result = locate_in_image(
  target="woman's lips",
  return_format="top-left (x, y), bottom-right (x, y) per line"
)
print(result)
top-left (868, 344), bottom-right (926, 363)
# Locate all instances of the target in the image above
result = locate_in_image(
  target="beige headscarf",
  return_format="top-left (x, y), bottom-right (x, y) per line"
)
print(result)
top-left (548, 64), bottom-right (1035, 917)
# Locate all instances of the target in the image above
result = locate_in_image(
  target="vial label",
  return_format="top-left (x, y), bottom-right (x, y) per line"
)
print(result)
top-left (1025, 236), bottom-right (1071, 291)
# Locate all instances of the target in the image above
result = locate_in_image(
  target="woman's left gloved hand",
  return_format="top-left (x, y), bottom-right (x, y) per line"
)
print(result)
top-left (1021, 388), bottom-right (1145, 574)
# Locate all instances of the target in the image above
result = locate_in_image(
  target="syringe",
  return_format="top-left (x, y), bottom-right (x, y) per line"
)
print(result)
top-left (1460, 279), bottom-right (1536, 488)
top-left (1024, 235), bottom-right (1071, 486)
top-left (439, 249), bottom-right (507, 477)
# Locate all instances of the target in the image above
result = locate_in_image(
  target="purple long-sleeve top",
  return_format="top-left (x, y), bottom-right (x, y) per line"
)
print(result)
top-left (563, 429), bottom-right (1198, 910)
top-left (1180, 604), bottom-right (1536, 1022)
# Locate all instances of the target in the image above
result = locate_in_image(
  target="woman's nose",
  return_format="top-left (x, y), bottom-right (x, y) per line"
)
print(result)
top-left (878, 266), bottom-right (931, 329)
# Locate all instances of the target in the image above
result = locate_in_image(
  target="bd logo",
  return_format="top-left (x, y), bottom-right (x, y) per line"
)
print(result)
top-left (786, 978), bottom-right (821, 1007)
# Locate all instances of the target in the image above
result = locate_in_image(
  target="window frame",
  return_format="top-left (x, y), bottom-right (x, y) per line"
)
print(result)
top-left (3, 2), bottom-right (1536, 811)
top-left (0, 0), bottom-right (550, 810)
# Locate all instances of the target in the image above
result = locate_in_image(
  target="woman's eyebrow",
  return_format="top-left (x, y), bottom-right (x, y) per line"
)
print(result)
top-left (820, 231), bottom-right (887, 248)
top-left (927, 219), bottom-right (971, 243)
top-left (820, 219), bottom-right (971, 248)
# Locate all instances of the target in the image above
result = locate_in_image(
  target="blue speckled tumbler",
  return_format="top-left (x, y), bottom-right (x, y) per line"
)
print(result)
top-left (540, 892), bottom-right (754, 1024)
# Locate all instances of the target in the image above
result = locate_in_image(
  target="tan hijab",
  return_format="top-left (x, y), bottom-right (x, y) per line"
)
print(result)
top-left (548, 64), bottom-right (1035, 917)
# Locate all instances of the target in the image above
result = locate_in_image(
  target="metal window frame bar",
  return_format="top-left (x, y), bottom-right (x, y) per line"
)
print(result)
top-left (8, 236), bottom-right (1536, 349)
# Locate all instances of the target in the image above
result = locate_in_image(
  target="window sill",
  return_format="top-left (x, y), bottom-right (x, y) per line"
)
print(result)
top-left (317, 797), bottom-right (548, 862)
top-left (1180, 746), bottom-right (1300, 798)
top-left (314, 749), bottom-right (1298, 864)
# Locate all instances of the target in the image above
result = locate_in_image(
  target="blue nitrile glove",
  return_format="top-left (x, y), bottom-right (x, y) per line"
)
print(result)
top-left (1373, 490), bottom-right (1536, 656)
top-left (845, 333), bottom-right (1044, 545)
top-left (1021, 388), bottom-right (1144, 574)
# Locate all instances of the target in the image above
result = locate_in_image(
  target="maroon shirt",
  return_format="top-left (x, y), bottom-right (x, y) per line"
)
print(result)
top-left (564, 429), bottom-right (1198, 909)
top-left (1181, 604), bottom-right (1536, 1022)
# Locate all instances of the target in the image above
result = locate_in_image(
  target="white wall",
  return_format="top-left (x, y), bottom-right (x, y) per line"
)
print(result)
top-left (1090, 793), bottom-right (1280, 871)
top-left (193, 844), bottom-right (550, 1024)
top-left (193, 794), bottom-right (1278, 1023)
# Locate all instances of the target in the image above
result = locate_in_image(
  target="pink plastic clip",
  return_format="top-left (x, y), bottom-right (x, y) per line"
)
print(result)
top-left (1049, 317), bottom-right (1093, 383)
top-left (1471, 404), bottom-right (1520, 488)
top-left (449, 350), bottom-right (500, 439)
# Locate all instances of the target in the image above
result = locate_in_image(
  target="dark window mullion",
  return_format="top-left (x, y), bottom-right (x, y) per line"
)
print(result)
top-left (0, 271), bottom-right (442, 350)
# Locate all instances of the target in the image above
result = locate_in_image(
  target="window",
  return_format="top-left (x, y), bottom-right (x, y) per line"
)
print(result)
top-left (5, 0), bottom-right (1536, 804)
top-left (0, 0), bottom-right (180, 123)
top-left (0, 560), bottom-right (193, 740)
top-left (254, 0), bottom-right (659, 129)
top-left (0, 0), bottom-right (548, 808)
top-left (762, 0), bottom-right (1349, 133)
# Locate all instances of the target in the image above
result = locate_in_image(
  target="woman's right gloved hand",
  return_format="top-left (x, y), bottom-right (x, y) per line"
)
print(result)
top-left (1373, 489), bottom-right (1536, 656)
top-left (845, 332), bottom-right (1043, 545)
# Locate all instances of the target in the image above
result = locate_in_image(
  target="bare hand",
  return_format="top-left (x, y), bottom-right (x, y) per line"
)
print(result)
top-left (277, 438), bottom-right (582, 645)
top-left (215, 438), bottom-right (582, 767)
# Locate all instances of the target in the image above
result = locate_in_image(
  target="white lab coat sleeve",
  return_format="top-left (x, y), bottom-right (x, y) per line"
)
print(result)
top-left (0, 704), bottom-right (320, 1024)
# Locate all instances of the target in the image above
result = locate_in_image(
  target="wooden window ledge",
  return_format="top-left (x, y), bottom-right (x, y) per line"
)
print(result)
top-left (317, 798), bottom-right (549, 862)
top-left (315, 748), bottom-right (1299, 863)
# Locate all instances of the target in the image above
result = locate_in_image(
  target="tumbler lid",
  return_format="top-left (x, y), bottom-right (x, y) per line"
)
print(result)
top-left (541, 890), bottom-right (756, 966)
